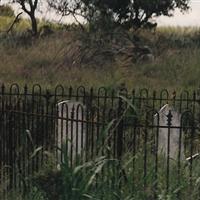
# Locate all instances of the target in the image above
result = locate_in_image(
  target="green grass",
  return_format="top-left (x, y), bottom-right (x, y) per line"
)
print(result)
top-left (3, 152), bottom-right (200, 200)
top-left (0, 16), bottom-right (30, 32)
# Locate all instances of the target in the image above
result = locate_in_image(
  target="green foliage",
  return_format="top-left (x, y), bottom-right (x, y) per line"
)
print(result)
top-left (49, 0), bottom-right (190, 30)
top-left (0, 5), bottom-right (15, 17)
top-left (4, 152), bottom-right (200, 199)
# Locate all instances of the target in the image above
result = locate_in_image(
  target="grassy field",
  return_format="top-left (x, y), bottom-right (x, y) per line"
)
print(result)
top-left (1, 16), bottom-right (200, 91)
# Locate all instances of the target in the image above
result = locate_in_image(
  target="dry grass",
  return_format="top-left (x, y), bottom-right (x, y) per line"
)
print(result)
top-left (1, 16), bottom-right (200, 91)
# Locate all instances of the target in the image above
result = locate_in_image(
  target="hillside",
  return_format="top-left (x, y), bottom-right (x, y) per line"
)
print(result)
top-left (1, 16), bottom-right (200, 91)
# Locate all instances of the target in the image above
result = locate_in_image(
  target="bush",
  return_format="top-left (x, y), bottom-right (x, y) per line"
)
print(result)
top-left (0, 5), bottom-right (15, 17)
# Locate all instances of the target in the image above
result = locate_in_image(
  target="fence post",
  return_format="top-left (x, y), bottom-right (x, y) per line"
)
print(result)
top-left (166, 110), bottom-right (172, 192)
top-left (0, 85), bottom-right (5, 197)
top-left (117, 96), bottom-right (124, 161)
top-left (117, 94), bottom-right (128, 187)
top-left (8, 109), bottom-right (14, 191)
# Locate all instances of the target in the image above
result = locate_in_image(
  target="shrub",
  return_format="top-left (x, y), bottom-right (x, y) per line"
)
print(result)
top-left (0, 5), bottom-right (15, 17)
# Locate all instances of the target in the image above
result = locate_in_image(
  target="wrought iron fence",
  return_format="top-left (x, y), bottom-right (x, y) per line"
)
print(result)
top-left (0, 84), bottom-right (200, 198)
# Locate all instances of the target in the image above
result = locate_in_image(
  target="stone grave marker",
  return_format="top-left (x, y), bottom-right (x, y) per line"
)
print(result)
top-left (154, 104), bottom-right (185, 160)
top-left (57, 100), bottom-right (86, 165)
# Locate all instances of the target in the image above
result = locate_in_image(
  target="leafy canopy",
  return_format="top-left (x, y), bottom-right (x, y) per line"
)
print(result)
top-left (83, 0), bottom-right (190, 28)
top-left (49, 0), bottom-right (190, 29)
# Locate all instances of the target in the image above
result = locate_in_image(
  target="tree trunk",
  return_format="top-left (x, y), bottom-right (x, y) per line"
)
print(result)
top-left (30, 13), bottom-right (38, 36)
top-left (19, 0), bottom-right (38, 36)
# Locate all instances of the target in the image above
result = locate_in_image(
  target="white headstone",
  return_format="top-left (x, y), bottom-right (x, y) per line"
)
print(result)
top-left (57, 100), bottom-right (86, 165)
top-left (154, 104), bottom-right (185, 160)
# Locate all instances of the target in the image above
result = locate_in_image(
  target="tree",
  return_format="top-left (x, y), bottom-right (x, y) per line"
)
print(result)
top-left (9, 0), bottom-right (40, 36)
top-left (83, 0), bottom-right (190, 29)
top-left (48, 0), bottom-right (117, 31)
top-left (17, 0), bottom-right (38, 35)
top-left (49, 0), bottom-right (190, 30)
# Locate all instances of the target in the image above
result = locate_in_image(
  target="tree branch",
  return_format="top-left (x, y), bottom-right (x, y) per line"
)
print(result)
top-left (71, 12), bottom-right (85, 31)
top-left (33, 0), bottom-right (38, 10)
top-left (6, 12), bottom-right (23, 34)
top-left (19, 0), bottom-right (31, 15)
top-left (28, 0), bottom-right (33, 8)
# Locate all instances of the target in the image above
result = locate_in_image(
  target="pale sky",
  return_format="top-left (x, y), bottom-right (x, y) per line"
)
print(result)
top-left (1, 0), bottom-right (200, 26)
top-left (157, 0), bottom-right (200, 26)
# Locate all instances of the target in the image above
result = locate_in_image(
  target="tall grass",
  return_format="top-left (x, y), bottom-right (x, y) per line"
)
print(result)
top-left (1, 23), bottom-right (200, 90)
top-left (2, 115), bottom-right (200, 200)
top-left (4, 151), bottom-right (200, 200)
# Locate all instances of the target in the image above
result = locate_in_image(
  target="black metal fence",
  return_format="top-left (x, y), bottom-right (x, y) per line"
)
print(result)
top-left (0, 84), bottom-right (200, 198)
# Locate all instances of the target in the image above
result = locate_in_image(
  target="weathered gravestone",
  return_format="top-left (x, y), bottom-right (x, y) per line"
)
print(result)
top-left (154, 104), bottom-right (185, 160)
top-left (57, 100), bottom-right (86, 165)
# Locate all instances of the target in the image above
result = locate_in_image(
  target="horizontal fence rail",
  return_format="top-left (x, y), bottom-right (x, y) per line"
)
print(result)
top-left (0, 84), bottom-right (200, 198)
